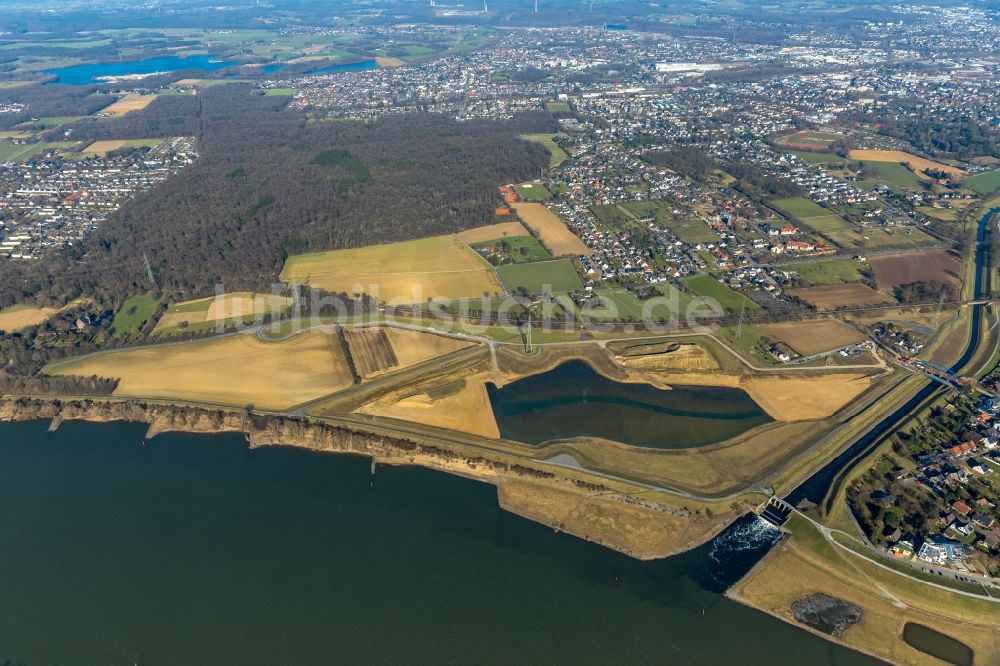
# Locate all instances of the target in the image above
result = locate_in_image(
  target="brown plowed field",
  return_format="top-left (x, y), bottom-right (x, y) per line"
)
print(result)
top-left (870, 249), bottom-right (962, 288)
top-left (345, 328), bottom-right (399, 377)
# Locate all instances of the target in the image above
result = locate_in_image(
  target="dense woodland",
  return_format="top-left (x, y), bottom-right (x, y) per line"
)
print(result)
top-left (844, 103), bottom-right (1000, 160)
top-left (0, 85), bottom-right (552, 308)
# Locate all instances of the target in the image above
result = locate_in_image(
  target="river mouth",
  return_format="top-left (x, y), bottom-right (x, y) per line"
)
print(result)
top-left (902, 623), bottom-right (974, 666)
top-left (486, 360), bottom-right (772, 448)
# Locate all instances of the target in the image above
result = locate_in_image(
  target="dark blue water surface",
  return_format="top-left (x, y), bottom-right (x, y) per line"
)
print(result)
top-left (487, 359), bottom-right (771, 448)
top-left (0, 419), bottom-right (878, 665)
top-left (46, 55), bottom-right (239, 85)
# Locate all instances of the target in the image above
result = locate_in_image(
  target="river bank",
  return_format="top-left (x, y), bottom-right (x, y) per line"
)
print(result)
top-left (0, 395), bottom-right (747, 560)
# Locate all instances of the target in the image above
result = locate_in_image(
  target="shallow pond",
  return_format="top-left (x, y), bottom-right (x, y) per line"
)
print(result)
top-left (486, 359), bottom-right (771, 448)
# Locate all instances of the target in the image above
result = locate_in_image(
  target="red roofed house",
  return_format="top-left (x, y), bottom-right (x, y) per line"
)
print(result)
top-left (952, 500), bottom-right (972, 517)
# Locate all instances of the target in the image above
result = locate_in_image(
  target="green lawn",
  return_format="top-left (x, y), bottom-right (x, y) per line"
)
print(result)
top-left (772, 197), bottom-right (852, 232)
top-left (772, 196), bottom-right (833, 218)
top-left (519, 134), bottom-right (568, 168)
top-left (515, 182), bottom-right (552, 201)
top-left (0, 140), bottom-right (77, 161)
top-left (264, 87), bottom-right (298, 96)
top-left (861, 160), bottom-right (923, 189)
top-left (965, 170), bottom-right (1000, 195)
top-left (790, 259), bottom-right (867, 285)
top-left (545, 101), bottom-right (571, 113)
top-left (472, 235), bottom-right (551, 263)
top-left (682, 274), bottom-right (757, 312)
top-left (497, 259), bottom-right (582, 295)
top-left (791, 150), bottom-right (845, 164)
top-left (109, 292), bottom-right (161, 336)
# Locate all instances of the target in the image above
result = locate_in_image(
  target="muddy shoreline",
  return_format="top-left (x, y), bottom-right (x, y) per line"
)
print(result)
top-left (0, 395), bottom-right (740, 560)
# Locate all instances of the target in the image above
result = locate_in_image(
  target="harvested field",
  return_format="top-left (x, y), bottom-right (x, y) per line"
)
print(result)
top-left (0, 304), bottom-right (57, 331)
top-left (81, 138), bottom-right (162, 155)
top-left (345, 326), bottom-right (474, 379)
top-left (46, 331), bottom-right (354, 410)
top-left (789, 284), bottom-right (892, 310)
top-left (457, 221), bottom-right (531, 244)
top-left (743, 373), bottom-right (871, 421)
top-left (279, 235), bottom-right (503, 303)
top-left (870, 249), bottom-right (962, 289)
top-left (155, 292), bottom-right (292, 333)
top-left (375, 56), bottom-right (406, 68)
top-left (762, 320), bottom-right (865, 357)
top-left (511, 202), bottom-right (591, 256)
top-left (357, 371), bottom-right (499, 438)
top-left (848, 150), bottom-right (966, 179)
top-left (97, 93), bottom-right (158, 117)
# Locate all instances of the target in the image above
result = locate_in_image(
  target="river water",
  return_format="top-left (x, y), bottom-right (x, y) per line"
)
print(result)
top-left (0, 420), bottom-right (879, 664)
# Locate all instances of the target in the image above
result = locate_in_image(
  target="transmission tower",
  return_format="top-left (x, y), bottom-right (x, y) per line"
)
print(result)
top-left (143, 253), bottom-right (158, 289)
top-left (735, 300), bottom-right (747, 339)
top-left (933, 286), bottom-right (947, 326)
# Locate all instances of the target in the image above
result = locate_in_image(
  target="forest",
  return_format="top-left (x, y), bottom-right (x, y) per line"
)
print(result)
top-left (0, 84), bottom-right (553, 308)
top-left (845, 103), bottom-right (1000, 160)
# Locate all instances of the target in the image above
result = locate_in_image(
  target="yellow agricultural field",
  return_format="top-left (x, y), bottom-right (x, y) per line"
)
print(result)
top-left (848, 149), bottom-right (966, 179)
top-left (357, 371), bottom-right (499, 438)
top-left (81, 140), bottom-right (127, 154)
top-left (743, 373), bottom-right (872, 421)
top-left (173, 78), bottom-right (203, 86)
top-left (375, 56), bottom-right (406, 68)
top-left (155, 292), bottom-right (293, 332)
top-left (279, 235), bottom-right (503, 303)
top-left (511, 202), bottom-right (591, 256)
top-left (46, 331), bottom-right (354, 410)
top-left (98, 93), bottom-right (158, 117)
top-left (0, 304), bottom-right (57, 331)
top-left (762, 320), bottom-right (865, 357)
top-left (457, 221), bottom-right (531, 244)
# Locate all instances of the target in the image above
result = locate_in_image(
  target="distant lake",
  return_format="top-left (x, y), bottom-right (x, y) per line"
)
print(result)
top-left (0, 420), bottom-right (877, 664)
top-left (486, 360), bottom-right (771, 448)
top-left (307, 59), bottom-right (377, 75)
top-left (46, 55), bottom-right (239, 85)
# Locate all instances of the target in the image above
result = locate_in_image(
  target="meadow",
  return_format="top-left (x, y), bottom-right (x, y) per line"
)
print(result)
top-left (515, 182), bottom-right (552, 201)
top-left (772, 196), bottom-right (852, 231)
top-left (109, 292), bottom-right (161, 335)
top-left (279, 235), bottom-right (503, 304)
top-left (497, 259), bottom-right (582, 295)
top-left (682, 275), bottom-right (757, 312)
top-left (965, 170), bottom-right (1000, 195)
top-left (472, 235), bottom-right (551, 263)
top-left (519, 134), bottom-right (568, 168)
top-left (790, 259), bottom-right (867, 285)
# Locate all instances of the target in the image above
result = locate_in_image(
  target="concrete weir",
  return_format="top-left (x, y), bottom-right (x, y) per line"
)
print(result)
top-left (759, 497), bottom-right (793, 527)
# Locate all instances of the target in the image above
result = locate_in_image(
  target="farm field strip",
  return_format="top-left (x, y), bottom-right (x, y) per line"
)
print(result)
top-left (46, 330), bottom-right (355, 411)
top-left (279, 235), bottom-right (503, 303)
top-left (511, 202), bottom-right (591, 256)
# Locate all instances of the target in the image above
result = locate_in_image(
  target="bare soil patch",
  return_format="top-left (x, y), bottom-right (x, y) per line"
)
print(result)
top-left (763, 320), bottom-right (865, 357)
top-left (790, 284), bottom-right (892, 309)
top-left (870, 249), bottom-right (962, 289)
